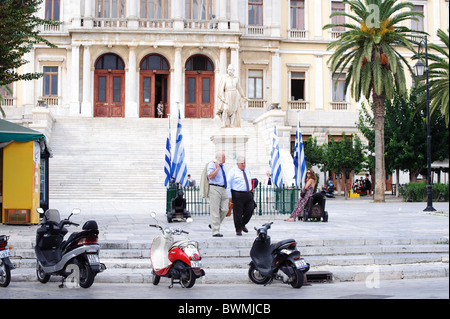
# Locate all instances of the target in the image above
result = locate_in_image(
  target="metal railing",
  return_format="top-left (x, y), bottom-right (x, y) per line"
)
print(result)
top-left (166, 184), bottom-right (300, 216)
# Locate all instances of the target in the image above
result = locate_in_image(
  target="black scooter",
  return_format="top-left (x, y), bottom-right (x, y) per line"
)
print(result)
top-left (35, 208), bottom-right (106, 288)
top-left (248, 222), bottom-right (310, 288)
top-left (0, 235), bottom-right (16, 287)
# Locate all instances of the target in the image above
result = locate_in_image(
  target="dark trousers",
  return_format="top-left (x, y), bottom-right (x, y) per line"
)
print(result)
top-left (231, 190), bottom-right (254, 232)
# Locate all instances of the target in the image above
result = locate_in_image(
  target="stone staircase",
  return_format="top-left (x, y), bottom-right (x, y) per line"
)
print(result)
top-left (8, 235), bottom-right (449, 284)
top-left (48, 118), bottom-right (272, 201)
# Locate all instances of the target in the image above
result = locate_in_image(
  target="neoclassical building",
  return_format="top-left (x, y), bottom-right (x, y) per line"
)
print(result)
top-left (2, 0), bottom-right (449, 152)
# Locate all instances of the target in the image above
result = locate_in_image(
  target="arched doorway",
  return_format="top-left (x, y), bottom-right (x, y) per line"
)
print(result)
top-left (94, 53), bottom-right (125, 117)
top-left (139, 54), bottom-right (170, 118)
top-left (185, 55), bottom-right (214, 118)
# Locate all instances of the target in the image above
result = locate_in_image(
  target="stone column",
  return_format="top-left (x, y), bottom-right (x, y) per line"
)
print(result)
top-left (125, 45), bottom-right (139, 117)
top-left (173, 46), bottom-right (183, 117)
top-left (81, 44), bottom-right (92, 117)
top-left (69, 44), bottom-right (80, 115)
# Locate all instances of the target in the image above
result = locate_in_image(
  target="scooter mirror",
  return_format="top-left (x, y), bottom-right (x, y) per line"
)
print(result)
top-left (150, 212), bottom-right (157, 218)
top-left (186, 218), bottom-right (193, 223)
top-left (37, 208), bottom-right (44, 215)
top-left (71, 208), bottom-right (81, 215)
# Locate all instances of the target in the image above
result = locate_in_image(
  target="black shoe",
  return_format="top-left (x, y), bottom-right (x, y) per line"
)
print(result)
top-left (213, 233), bottom-right (223, 237)
top-left (242, 226), bottom-right (248, 233)
top-left (208, 224), bottom-right (211, 229)
top-left (236, 231), bottom-right (242, 236)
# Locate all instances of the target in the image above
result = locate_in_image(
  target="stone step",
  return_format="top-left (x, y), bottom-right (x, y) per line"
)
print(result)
top-left (8, 262), bottom-right (449, 284)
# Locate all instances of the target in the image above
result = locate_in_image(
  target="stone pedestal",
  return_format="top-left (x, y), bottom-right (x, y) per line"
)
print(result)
top-left (210, 127), bottom-right (249, 164)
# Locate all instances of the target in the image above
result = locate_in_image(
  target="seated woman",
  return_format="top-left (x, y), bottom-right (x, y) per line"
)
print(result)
top-left (285, 169), bottom-right (317, 222)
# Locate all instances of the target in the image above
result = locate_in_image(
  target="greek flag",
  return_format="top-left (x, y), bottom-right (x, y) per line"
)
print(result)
top-left (170, 108), bottom-right (188, 187)
top-left (270, 126), bottom-right (283, 188)
top-left (164, 117), bottom-right (172, 187)
top-left (293, 118), bottom-right (306, 187)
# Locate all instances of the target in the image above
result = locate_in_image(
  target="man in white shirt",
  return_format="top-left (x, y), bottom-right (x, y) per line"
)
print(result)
top-left (207, 151), bottom-right (228, 237)
top-left (227, 156), bottom-right (254, 236)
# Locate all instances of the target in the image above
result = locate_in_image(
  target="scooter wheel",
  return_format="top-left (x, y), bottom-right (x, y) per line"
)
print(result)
top-left (0, 260), bottom-right (11, 287)
top-left (248, 264), bottom-right (270, 285)
top-left (288, 264), bottom-right (304, 289)
top-left (152, 272), bottom-right (161, 285)
top-left (181, 267), bottom-right (196, 288)
top-left (36, 260), bottom-right (50, 284)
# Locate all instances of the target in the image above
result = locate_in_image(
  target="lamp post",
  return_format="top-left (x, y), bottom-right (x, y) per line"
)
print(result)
top-left (414, 36), bottom-right (436, 212)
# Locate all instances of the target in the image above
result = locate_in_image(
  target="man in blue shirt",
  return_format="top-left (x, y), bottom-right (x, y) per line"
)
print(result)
top-left (227, 156), bottom-right (254, 236)
top-left (207, 151), bottom-right (228, 237)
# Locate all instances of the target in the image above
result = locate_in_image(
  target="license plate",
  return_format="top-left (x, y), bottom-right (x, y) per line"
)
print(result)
top-left (87, 254), bottom-right (99, 264)
top-left (190, 260), bottom-right (202, 268)
top-left (294, 259), bottom-right (308, 269)
top-left (0, 250), bottom-right (10, 259)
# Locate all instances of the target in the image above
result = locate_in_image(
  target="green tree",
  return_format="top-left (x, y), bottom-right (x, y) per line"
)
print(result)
top-left (325, 133), bottom-right (365, 199)
top-left (357, 89), bottom-right (449, 190)
top-left (413, 29), bottom-right (449, 127)
top-left (324, 0), bottom-right (423, 202)
top-left (0, 0), bottom-right (58, 86)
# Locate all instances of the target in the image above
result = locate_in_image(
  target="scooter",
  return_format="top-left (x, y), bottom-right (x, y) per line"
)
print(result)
top-left (248, 222), bottom-right (310, 288)
top-left (321, 179), bottom-right (335, 198)
top-left (35, 208), bottom-right (106, 288)
top-left (149, 212), bottom-right (205, 288)
top-left (0, 235), bottom-right (16, 287)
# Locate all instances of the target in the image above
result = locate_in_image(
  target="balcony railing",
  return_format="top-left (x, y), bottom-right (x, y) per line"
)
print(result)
top-left (0, 97), bottom-right (15, 107)
top-left (289, 100), bottom-right (309, 110)
top-left (248, 99), bottom-right (266, 108)
top-left (288, 29), bottom-right (308, 39)
top-left (184, 19), bottom-right (218, 30)
top-left (247, 25), bottom-right (265, 36)
top-left (93, 18), bottom-right (128, 28)
top-left (139, 19), bottom-right (173, 29)
top-left (330, 101), bottom-right (348, 111)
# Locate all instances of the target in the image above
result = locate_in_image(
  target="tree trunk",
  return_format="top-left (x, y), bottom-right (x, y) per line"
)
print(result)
top-left (372, 91), bottom-right (386, 202)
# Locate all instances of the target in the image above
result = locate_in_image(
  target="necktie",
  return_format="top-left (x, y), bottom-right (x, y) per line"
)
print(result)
top-left (242, 170), bottom-right (250, 191)
top-left (220, 165), bottom-right (227, 188)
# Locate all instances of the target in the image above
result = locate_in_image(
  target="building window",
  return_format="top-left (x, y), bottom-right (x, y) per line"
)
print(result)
top-left (185, 55), bottom-right (213, 71)
top-left (96, 0), bottom-right (126, 18)
top-left (43, 66), bottom-right (58, 96)
top-left (186, 0), bottom-right (215, 20)
top-left (290, 72), bottom-right (305, 101)
top-left (141, 0), bottom-right (170, 19)
top-left (331, 1), bottom-right (345, 31)
top-left (45, 0), bottom-right (60, 21)
top-left (140, 54), bottom-right (169, 70)
top-left (249, 0), bottom-right (263, 25)
top-left (411, 5), bottom-right (424, 32)
top-left (332, 73), bottom-right (346, 102)
top-left (95, 54), bottom-right (125, 70)
top-left (248, 70), bottom-right (263, 99)
top-left (290, 0), bottom-right (305, 30)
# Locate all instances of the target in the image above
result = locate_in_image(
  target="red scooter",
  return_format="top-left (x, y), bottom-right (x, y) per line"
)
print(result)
top-left (149, 212), bottom-right (205, 288)
top-left (0, 235), bottom-right (16, 287)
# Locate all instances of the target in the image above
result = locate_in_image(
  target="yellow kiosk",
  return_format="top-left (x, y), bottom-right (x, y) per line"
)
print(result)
top-left (1, 119), bottom-right (51, 224)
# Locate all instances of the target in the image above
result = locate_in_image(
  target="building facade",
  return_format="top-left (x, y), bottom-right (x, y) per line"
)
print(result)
top-left (2, 0), bottom-right (449, 145)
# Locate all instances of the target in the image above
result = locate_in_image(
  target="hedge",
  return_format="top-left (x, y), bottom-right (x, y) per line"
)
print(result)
top-left (401, 181), bottom-right (449, 202)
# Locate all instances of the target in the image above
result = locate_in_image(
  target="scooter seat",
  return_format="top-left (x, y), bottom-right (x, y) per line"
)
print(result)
top-left (270, 239), bottom-right (296, 253)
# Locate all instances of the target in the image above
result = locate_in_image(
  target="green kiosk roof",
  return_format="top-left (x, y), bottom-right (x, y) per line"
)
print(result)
top-left (0, 119), bottom-right (51, 155)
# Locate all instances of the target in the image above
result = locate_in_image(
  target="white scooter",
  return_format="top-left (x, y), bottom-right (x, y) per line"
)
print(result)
top-left (149, 212), bottom-right (205, 288)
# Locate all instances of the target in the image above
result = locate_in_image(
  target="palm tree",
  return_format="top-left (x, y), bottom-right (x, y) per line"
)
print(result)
top-left (324, 0), bottom-right (423, 202)
top-left (414, 29), bottom-right (449, 127)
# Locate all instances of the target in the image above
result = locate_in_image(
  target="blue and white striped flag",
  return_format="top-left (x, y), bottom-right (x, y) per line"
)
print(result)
top-left (293, 118), bottom-right (306, 187)
top-left (170, 108), bottom-right (188, 187)
top-left (270, 126), bottom-right (283, 188)
top-left (164, 117), bottom-right (172, 187)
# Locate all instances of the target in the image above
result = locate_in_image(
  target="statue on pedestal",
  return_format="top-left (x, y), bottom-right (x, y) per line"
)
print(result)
top-left (216, 64), bottom-right (248, 128)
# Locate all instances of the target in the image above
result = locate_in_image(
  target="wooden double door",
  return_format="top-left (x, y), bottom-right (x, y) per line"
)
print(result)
top-left (185, 71), bottom-right (214, 118)
top-left (140, 71), bottom-right (170, 118)
top-left (94, 70), bottom-right (125, 117)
